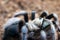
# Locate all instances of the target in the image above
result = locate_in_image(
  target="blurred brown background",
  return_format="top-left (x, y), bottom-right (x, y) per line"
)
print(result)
top-left (0, 0), bottom-right (60, 40)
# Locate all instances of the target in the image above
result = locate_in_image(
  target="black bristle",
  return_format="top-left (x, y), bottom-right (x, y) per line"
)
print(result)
top-left (18, 20), bottom-right (25, 32)
top-left (19, 20), bottom-right (25, 28)
top-left (24, 13), bottom-right (28, 22)
top-left (31, 12), bottom-right (35, 20)
top-left (40, 12), bottom-right (47, 18)
top-left (46, 14), bottom-right (54, 19)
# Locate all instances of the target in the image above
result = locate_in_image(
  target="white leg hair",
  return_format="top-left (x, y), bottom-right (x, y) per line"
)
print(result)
top-left (40, 30), bottom-right (47, 40)
top-left (21, 25), bottom-right (28, 40)
top-left (50, 23), bottom-right (57, 40)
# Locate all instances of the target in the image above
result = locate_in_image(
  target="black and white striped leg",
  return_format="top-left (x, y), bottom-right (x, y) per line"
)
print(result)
top-left (40, 30), bottom-right (47, 40)
top-left (51, 25), bottom-right (57, 40)
top-left (21, 25), bottom-right (28, 40)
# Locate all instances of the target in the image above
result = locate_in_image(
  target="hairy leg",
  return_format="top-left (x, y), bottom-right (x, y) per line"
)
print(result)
top-left (40, 30), bottom-right (47, 40)
top-left (51, 25), bottom-right (57, 40)
top-left (21, 26), bottom-right (28, 40)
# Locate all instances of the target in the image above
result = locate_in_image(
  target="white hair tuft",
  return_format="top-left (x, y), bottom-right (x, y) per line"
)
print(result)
top-left (13, 11), bottom-right (27, 17)
top-left (53, 13), bottom-right (58, 19)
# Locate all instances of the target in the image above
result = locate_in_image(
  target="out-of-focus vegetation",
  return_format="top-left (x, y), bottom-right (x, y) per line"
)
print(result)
top-left (0, 0), bottom-right (60, 40)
